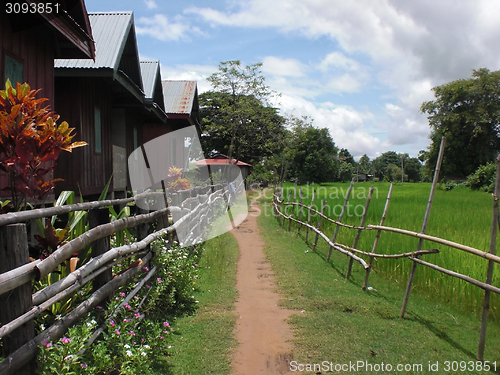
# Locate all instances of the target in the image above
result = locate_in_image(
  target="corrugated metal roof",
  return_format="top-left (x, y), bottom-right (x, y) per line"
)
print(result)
top-left (140, 60), bottom-right (159, 99)
top-left (55, 12), bottom-right (133, 70)
top-left (162, 80), bottom-right (197, 115)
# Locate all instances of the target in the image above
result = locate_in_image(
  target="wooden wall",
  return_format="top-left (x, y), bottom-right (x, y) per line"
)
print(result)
top-left (54, 77), bottom-right (114, 197)
top-left (0, 12), bottom-right (58, 199)
top-left (0, 12), bottom-right (55, 104)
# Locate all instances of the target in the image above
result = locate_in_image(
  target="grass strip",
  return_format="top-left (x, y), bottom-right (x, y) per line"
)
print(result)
top-left (258, 191), bottom-right (500, 374)
top-left (166, 232), bottom-right (239, 374)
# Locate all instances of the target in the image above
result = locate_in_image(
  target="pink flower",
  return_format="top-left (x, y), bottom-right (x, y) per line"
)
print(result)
top-left (42, 339), bottom-right (52, 348)
top-left (168, 275), bottom-right (172, 278)
top-left (120, 292), bottom-right (126, 297)
top-left (123, 319), bottom-right (129, 323)
top-left (81, 363), bottom-right (88, 369)
top-left (146, 285), bottom-right (151, 289)
top-left (110, 321), bottom-right (115, 327)
top-left (124, 304), bottom-right (131, 309)
top-left (159, 336), bottom-right (164, 339)
top-left (157, 278), bottom-right (162, 283)
top-left (129, 331), bottom-right (135, 336)
top-left (115, 329), bottom-right (120, 335)
top-left (61, 337), bottom-right (71, 344)
top-left (96, 305), bottom-right (102, 309)
top-left (143, 266), bottom-right (149, 271)
top-left (134, 313), bottom-right (141, 319)
top-left (163, 322), bottom-right (170, 328)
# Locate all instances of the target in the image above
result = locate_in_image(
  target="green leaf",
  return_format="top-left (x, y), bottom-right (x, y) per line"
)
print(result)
top-left (98, 175), bottom-right (113, 201)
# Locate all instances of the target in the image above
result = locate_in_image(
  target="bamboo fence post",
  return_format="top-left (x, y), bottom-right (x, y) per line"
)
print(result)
top-left (312, 200), bottom-right (327, 252)
top-left (400, 136), bottom-right (446, 318)
top-left (0, 223), bottom-right (34, 375)
top-left (346, 186), bottom-right (374, 279)
top-left (477, 155), bottom-right (500, 361)
top-left (327, 178), bottom-right (355, 262)
top-left (88, 208), bottom-right (111, 295)
top-left (363, 183), bottom-right (394, 290)
top-left (288, 190), bottom-right (294, 232)
top-left (297, 188), bottom-right (304, 234)
top-left (283, 190), bottom-right (291, 229)
top-left (305, 189), bottom-right (316, 244)
top-left (294, 180), bottom-right (297, 202)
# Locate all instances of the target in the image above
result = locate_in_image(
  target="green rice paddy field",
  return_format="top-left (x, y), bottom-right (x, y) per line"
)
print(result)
top-left (280, 182), bottom-right (500, 320)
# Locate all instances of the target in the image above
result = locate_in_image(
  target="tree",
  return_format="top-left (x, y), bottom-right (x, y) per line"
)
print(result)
top-left (372, 151), bottom-right (400, 180)
top-left (287, 117), bottom-right (338, 184)
top-left (338, 161), bottom-right (354, 182)
top-left (338, 148), bottom-right (355, 165)
top-left (421, 68), bottom-right (500, 178)
top-left (200, 91), bottom-right (286, 164)
top-left (404, 157), bottom-right (422, 182)
top-left (358, 154), bottom-right (372, 173)
top-left (200, 60), bottom-right (286, 165)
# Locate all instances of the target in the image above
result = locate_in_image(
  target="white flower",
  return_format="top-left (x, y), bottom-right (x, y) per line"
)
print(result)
top-left (141, 352), bottom-right (147, 356)
top-left (143, 345), bottom-right (150, 349)
top-left (124, 344), bottom-right (131, 349)
top-left (126, 350), bottom-right (133, 357)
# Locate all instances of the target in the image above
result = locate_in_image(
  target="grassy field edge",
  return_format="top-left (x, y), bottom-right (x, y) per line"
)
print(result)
top-left (257, 190), bottom-right (500, 374)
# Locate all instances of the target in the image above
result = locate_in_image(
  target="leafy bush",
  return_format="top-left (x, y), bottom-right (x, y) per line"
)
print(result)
top-left (0, 80), bottom-right (86, 210)
top-left (466, 162), bottom-right (496, 192)
top-left (36, 236), bottom-right (203, 374)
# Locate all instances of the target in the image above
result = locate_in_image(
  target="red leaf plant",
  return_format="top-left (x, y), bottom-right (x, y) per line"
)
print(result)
top-left (166, 166), bottom-right (190, 192)
top-left (0, 80), bottom-right (87, 210)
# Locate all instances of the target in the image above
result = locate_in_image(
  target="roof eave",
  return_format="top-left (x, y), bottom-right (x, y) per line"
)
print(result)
top-left (32, 1), bottom-right (95, 59)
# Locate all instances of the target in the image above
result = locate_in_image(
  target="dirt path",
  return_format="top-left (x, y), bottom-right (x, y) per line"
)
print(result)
top-left (230, 197), bottom-right (298, 375)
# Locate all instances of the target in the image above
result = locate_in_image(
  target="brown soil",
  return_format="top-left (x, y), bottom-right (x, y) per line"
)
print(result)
top-left (230, 198), bottom-right (299, 375)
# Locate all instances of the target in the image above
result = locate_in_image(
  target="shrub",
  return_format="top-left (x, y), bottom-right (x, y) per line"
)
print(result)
top-left (466, 162), bottom-right (496, 192)
top-left (0, 80), bottom-right (86, 210)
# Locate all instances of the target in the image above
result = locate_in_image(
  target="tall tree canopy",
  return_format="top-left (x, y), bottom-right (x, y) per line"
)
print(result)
top-left (199, 60), bottom-right (286, 165)
top-left (287, 117), bottom-right (338, 184)
top-left (421, 68), bottom-right (500, 177)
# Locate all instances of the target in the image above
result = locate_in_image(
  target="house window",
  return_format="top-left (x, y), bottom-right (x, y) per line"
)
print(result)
top-left (94, 107), bottom-right (102, 153)
top-left (4, 54), bottom-right (23, 85)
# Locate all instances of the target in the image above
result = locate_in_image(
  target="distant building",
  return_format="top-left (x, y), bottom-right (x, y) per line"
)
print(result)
top-left (354, 172), bottom-right (372, 182)
top-left (195, 154), bottom-right (252, 185)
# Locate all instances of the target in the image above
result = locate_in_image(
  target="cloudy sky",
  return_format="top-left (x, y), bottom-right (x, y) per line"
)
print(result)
top-left (86, 0), bottom-right (500, 160)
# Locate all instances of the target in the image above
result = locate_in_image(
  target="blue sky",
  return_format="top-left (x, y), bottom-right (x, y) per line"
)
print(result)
top-left (85, 0), bottom-right (500, 160)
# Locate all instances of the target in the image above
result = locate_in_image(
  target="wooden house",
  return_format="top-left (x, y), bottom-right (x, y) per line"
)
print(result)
top-left (0, 0), bottom-right (95, 199)
top-left (1, 0), bottom-right (94, 103)
top-left (54, 12), bottom-right (165, 199)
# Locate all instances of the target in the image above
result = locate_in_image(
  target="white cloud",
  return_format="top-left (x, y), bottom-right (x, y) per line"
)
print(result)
top-left (279, 95), bottom-right (380, 157)
top-left (144, 0), bottom-right (157, 10)
top-left (136, 14), bottom-right (201, 42)
top-left (318, 52), bottom-right (361, 72)
top-left (262, 56), bottom-right (305, 77)
top-left (182, 0), bottom-right (500, 156)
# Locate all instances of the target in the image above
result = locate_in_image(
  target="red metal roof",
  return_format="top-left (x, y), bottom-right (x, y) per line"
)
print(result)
top-left (195, 158), bottom-right (252, 167)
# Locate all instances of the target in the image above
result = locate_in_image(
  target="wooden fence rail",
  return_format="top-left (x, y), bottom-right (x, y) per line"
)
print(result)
top-left (0, 183), bottom-right (232, 375)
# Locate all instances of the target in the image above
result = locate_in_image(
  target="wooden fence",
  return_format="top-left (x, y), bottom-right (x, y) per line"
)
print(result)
top-left (0, 183), bottom-right (235, 375)
top-left (272, 151), bottom-right (500, 361)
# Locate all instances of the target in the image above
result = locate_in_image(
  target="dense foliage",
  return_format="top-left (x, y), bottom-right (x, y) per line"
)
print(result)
top-left (421, 68), bottom-right (500, 178)
top-left (36, 237), bottom-right (202, 374)
top-left (200, 60), bottom-right (287, 165)
top-left (0, 80), bottom-right (86, 210)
